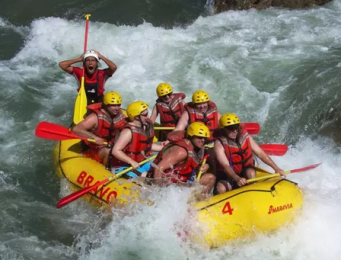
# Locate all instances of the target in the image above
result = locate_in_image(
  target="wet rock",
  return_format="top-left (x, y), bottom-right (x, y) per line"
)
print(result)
top-left (214, 0), bottom-right (332, 13)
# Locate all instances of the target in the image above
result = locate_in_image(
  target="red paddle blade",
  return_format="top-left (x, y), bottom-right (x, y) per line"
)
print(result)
top-left (290, 163), bottom-right (321, 174)
top-left (259, 144), bottom-right (288, 156)
top-left (35, 121), bottom-right (80, 141)
top-left (57, 178), bottom-right (109, 208)
top-left (245, 123), bottom-right (260, 135)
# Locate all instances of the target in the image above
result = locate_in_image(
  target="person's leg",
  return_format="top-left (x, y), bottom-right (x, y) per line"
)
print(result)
top-left (216, 180), bottom-right (233, 194)
top-left (199, 173), bottom-right (216, 195)
top-left (99, 147), bottom-right (110, 167)
top-left (243, 166), bottom-right (256, 180)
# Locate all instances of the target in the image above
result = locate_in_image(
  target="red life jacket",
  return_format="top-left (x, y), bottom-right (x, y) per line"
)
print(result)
top-left (111, 119), bottom-right (154, 167)
top-left (85, 103), bottom-right (128, 149)
top-left (77, 70), bottom-right (106, 104)
top-left (153, 131), bottom-right (204, 183)
top-left (217, 124), bottom-right (254, 174)
top-left (156, 93), bottom-right (186, 127)
top-left (185, 101), bottom-right (219, 140)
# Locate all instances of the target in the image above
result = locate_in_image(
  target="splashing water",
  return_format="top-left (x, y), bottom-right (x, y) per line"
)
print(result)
top-left (0, 0), bottom-right (341, 259)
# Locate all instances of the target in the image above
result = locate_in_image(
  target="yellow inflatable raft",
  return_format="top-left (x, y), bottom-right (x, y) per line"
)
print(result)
top-left (53, 138), bottom-right (303, 247)
top-left (192, 172), bottom-right (303, 247)
top-left (53, 139), bottom-right (146, 208)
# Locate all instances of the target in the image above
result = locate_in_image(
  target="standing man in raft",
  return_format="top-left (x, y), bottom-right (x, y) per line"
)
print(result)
top-left (59, 50), bottom-right (117, 104)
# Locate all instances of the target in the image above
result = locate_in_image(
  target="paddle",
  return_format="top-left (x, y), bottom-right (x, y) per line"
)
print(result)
top-left (204, 143), bottom-right (288, 156)
top-left (35, 121), bottom-right (108, 145)
top-left (197, 154), bottom-right (210, 181)
top-left (56, 155), bottom-right (157, 208)
top-left (258, 144), bottom-right (288, 156)
top-left (73, 14), bottom-right (91, 125)
top-left (36, 121), bottom-right (287, 156)
top-left (154, 122), bottom-right (260, 135)
top-left (248, 163), bottom-right (322, 184)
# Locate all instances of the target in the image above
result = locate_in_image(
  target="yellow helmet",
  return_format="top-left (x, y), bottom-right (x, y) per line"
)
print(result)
top-left (192, 90), bottom-right (210, 104)
top-left (103, 91), bottom-right (122, 105)
top-left (219, 113), bottom-right (240, 127)
top-left (156, 83), bottom-right (173, 97)
top-left (187, 122), bottom-right (210, 138)
top-left (126, 101), bottom-right (149, 121)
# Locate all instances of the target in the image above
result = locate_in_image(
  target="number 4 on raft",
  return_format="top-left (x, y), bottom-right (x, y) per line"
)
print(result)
top-left (222, 201), bottom-right (234, 215)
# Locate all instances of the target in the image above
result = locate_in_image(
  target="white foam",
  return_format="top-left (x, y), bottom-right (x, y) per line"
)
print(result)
top-left (70, 136), bottom-right (341, 260)
top-left (0, 1), bottom-right (341, 258)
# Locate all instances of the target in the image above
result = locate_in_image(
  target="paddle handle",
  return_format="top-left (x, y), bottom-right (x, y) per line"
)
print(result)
top-left (197, 155), bottom-right (210, 181)
top-left (247, 173), bottom-right (282, 183)
top-left (86, 138), bottom-right (108, 145)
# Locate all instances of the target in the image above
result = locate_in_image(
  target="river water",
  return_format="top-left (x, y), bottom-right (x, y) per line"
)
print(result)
top-left (0, 0), bottom-right (341, 259)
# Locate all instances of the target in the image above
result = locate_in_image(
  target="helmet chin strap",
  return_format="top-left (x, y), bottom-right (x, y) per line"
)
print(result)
top-left (189, 136), bottom-right (202, 154)
top-left (137, 115), bottom-right (145, 130)
top-left (103, 104), bottom-right (110, 114)
top-left (103, 104), bottom-right (115, 118)
top-left (188, 136), bottom-right (196, 147)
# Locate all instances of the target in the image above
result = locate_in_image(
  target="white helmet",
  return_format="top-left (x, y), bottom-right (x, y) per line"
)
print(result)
top-left (83, 50), bottom-right (99, 62)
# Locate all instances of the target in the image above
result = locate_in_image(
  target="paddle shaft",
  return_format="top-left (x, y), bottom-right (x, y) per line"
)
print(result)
top-left (57, 155), bottom-right (157, 208)
top-left (154, 122), bottom-right (259, 135)
top-left (83, 14), bottom-right (90, 52)
top-left (247, 163), bottom-right (321, 183)
top-left (197, 154), bottom-right (210, 181)
top-left (81, 14), bottom-right (91, 78)
top-left (73, 14), bottom-right (91, 124)
top-left (36, 121), bottom-right (286, 156)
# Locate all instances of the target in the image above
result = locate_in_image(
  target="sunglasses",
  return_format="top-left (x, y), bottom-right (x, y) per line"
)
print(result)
top-left (194, 136), bottom-right (206, 140)
top-left (162, 93), bottom-right (172, 98)
top-left (225, 124), bottom-right (240, 131)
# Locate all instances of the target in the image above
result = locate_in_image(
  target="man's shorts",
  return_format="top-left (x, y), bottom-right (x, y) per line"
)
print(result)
top-left (216, 166), bottom-right (255, 191)
top-left (111, 162), bottom-right (152, 178)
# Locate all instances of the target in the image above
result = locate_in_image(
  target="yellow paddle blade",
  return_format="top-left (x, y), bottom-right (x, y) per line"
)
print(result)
top-left (73, 76), bottom-right (88, 124)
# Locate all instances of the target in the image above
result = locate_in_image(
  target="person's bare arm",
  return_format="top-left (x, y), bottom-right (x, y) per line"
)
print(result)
top-left (250, 136), bottom-right (286, 177)
top-left (112, 129), bottom-right (140, 169)
top-left (154, 146), bottom-right (187, 179)
top-left (150, 105), bottom-right (158, 123)
top-left (173, 111), bottom-right (189, 131)
top-left (59, 55), bottom-right (83, 74)
top-left (97, 51), bottom-right (117, 76)
top-left (151, 143), bottom-right (163, 152)
top-left (217, 111), bottom-right (221, 120)
top-left (72, 114), bottom-right (104, 145)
